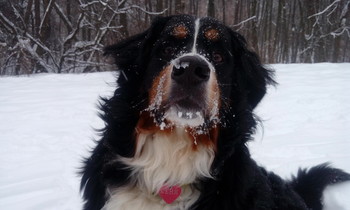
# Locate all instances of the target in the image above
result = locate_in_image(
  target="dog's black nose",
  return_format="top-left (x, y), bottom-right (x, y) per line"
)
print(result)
top-left (172, 56), bottom-right (210, 85)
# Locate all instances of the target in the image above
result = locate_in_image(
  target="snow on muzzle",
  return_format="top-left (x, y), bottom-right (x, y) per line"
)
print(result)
top-left (148, 53), bottom-right (221, 128)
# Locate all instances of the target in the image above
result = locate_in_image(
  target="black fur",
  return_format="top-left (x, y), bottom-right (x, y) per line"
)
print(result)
top-left (80, 15), bottom-right (350, 210)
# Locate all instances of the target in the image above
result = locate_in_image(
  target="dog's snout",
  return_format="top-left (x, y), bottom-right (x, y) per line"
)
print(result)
top-left (171, 56), bottom-right (210, 84)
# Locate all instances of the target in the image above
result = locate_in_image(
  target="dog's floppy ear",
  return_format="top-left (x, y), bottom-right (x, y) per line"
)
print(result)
top-left (229, 30), bottom-right (276, 109)
top-left (104, 31), bottom-right (148, 72)
top-left (104, 16), bottom-right (172, 78)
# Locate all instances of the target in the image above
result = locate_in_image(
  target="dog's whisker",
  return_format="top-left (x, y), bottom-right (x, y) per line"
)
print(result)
top-left (131, 97), bottom-right (148, 109)
top-left (218, 83), bottom-right (234, 87)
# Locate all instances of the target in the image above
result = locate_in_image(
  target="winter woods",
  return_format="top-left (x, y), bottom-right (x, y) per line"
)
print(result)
top-left (0, 0), bottom-right (349, 75)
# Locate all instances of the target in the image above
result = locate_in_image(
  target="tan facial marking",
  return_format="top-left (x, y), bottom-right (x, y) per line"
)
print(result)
top-left (173, 25), bottom-right (188, 39)
top-left (186, 126), bottom-right (219, 151)
top-left (205, 28), bottom-right (219, 41)
top-left (148, 65), bottom-right (172, 109)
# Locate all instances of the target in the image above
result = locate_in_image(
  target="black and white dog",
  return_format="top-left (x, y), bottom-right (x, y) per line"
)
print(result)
top-left (80, 15), bottom-right (350, 210)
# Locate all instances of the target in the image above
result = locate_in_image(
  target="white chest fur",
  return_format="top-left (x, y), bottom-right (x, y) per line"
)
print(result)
top-left (103, 128), bottom-right (215, 210)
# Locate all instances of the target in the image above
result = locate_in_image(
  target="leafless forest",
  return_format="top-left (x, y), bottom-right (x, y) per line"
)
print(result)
top-left (0, 0), bottom-right (349, 75)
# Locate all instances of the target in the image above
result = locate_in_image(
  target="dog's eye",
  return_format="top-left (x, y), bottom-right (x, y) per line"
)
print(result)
top-left (162, 46), bottom-right (174, 56)
top-left (212, 52), bottom-right (223, 63)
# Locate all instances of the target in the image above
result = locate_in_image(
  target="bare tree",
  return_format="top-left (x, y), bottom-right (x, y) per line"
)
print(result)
top-left (1, 0), bottom-right (349, 75)
top-left (0, 0), bottom-right (165, 75)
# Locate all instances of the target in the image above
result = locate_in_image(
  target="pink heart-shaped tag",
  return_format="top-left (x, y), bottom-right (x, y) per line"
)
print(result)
top-left (158, 185), bottom-right (182, 204)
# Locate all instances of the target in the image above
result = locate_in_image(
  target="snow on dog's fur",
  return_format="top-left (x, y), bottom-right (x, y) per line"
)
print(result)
top-left (80, 15), bottom-right (350, 210)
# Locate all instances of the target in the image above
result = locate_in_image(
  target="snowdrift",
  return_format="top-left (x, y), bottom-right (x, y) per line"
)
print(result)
top-left (1, 63), bottom-right (349, 209)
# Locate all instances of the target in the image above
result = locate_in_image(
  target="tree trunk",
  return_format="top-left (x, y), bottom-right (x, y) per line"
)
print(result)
top-left (250, 0), bottom-right (259, 53)
top-left (175, 0), bottom-right (184, 14)
top-left (207, 0), bottom-right (215, 18)
top-left (24, 0), bottom-right (34, 33)
top-left (222, 0), bottom-right (226, 24)
top-left (119, 0), bottom-right (129, 39)
top-left (272, 0), bottom-right (283, 63)
top-left (34, 0), bottom-right (45, 73)
top-left (156, 0), bottom-right (163, 15)
top-left (34, 0), bottom-right (41, 37)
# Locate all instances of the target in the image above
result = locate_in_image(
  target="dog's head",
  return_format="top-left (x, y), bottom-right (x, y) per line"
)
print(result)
top-left (105, 15), bottom-right (274, 133)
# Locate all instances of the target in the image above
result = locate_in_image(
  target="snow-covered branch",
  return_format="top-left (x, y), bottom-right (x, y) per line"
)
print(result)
top-left (63, 13), bottom-right (85, 45)
top-left (0, 11), bottom-right (18, 34)
top-left (231, 16), bottom-right (256, 28)
top-left (53, 3), bottom-right (73, 32)
top-left (38, 0), bottom-right (55, 36)
top-left (2, 0), bottom-right (348, 74)
top-left (308, 0), bottom-right (340, 19)
top-left (126, 5), bottom-right (168, 15)
top-left (16, 37), bottom-right (55, 72)
top-left (25, 33), bottom-right (59, 71)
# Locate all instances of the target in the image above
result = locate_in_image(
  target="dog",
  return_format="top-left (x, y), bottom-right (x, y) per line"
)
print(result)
top-left (80, 15), bottom-right (350, 210)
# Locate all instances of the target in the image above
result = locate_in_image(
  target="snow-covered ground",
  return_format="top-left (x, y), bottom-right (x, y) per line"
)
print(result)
top-left (0, 63), bottom-right (349, 209)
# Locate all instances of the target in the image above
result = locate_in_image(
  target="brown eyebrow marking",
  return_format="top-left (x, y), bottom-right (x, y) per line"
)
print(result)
top-left (173, 25), bottom-right (188, 39)
top-left (205, 28), bottom-right (220, 41)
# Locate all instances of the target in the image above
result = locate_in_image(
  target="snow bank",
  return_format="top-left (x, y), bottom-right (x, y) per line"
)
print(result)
top-left (0, 73), bottom-right (116, 210)
top-left (0, 63), bottom-right (349, 209)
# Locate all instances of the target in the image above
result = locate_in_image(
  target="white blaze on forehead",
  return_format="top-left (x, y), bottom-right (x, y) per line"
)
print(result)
top-left (191, 18), bottom-right (201, 53)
